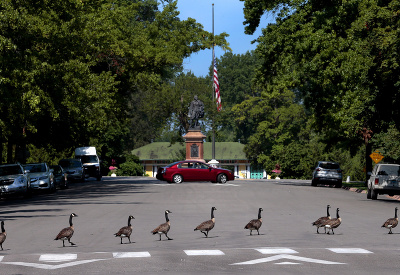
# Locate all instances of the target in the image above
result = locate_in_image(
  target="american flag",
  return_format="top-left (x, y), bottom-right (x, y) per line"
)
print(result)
top-left (213, 55), bottom-right (222, 111)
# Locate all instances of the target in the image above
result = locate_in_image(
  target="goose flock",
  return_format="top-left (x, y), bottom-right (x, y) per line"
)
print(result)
top-left (0, 205), bottom-right (399, 250)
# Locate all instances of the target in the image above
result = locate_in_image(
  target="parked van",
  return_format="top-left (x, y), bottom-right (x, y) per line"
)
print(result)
top-left (75, 147), bottom-right (102, 181)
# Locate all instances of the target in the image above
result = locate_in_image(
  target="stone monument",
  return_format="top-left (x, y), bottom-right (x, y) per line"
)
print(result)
top-left (184, 95), bottom-right (206, 162)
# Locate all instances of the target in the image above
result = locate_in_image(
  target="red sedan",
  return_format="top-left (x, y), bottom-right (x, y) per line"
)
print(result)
top-left (156, 161), bottom-right (235, 184)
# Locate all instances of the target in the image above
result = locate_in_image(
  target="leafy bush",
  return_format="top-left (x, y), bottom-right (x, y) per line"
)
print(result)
top-left (116, 161), bottom-right (143, 176)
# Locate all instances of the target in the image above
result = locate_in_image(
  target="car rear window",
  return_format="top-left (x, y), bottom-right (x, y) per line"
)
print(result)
top-left (319, 162), bottom-right (340, 169)
top-left (379, 165), bottom-right (400, 176)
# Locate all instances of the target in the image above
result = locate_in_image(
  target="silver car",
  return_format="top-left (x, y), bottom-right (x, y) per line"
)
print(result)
top-left (367, 163), bottom-right (400, 200)
top-left (311, 161), bottom-right (343, 188)
top-left (59, 159), bottom-right (85, 182)
top-left (23, 163), bottom-right (55, 193)
top-left (0, 164), bottom-right (31, 198)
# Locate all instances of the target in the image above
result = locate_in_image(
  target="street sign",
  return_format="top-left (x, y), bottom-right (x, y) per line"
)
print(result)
top-left (370, 151), bottom-right (384, 164)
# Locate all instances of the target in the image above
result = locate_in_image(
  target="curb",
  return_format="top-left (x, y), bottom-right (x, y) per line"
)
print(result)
top-left (343, 186), bottom-right (400, 201)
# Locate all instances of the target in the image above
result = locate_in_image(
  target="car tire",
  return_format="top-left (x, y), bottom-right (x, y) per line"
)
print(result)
top-left (218, 173), bottom-right (227, 184)
top-left (371, 188), bottom-right (378, 200)
top-left (311, 180), bottom-right (317, 186)
top-left (335, 181), bottom-right (342, 188)
top-left (367, 186), bottom-right (372, 199)
top-left (172, 174), bottom-right (183, 184)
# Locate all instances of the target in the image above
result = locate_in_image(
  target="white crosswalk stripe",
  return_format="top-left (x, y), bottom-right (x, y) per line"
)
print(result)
top-left (327, 248), bottom-right (373, 254)
top-left (184, 250), bottom-right (225, 256)
top-left (39, 254), bottom-right (77, 262)
top-left (113, 252), bottom-right (151, 258)
top-left (255, 248), bottom-right (298, 254)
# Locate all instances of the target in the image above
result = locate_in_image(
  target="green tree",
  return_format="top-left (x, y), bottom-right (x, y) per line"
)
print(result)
top-left (0, 0), bottom-right (230, 164)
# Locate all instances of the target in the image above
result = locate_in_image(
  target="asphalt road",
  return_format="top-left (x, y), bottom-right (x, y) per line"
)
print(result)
top-left (1, 177), bottom-right (400, 274)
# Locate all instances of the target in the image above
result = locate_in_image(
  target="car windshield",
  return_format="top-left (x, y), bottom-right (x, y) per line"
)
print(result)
top-left (0, 165), bottom-right (23, 176)
top-left (379, 165), bottom-right (400, 176)
top-left (319, 162), bottom-right (340, 169)
top-left (24, 164), bottom-right (46, 173)
top-left (165, 161), bottom-right (181, 168)
top-left (51, 165), bottom-right (61, 174)
top-left (79, 155), bottom-right (98, 163)
top-left (60, 160), bottom-right (81, 168)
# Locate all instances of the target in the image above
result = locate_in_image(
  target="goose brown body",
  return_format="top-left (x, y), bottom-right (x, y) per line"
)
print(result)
top-left (0, 221), bottom-right (6, 250)
top-left (322, 208), bottom-right (341, 235)
top-left (382, 207), bottom-right (398, 234)
top-left (244, 208), bottom-right (263, 235)
top-left (194, 207), bottom-right (216, 237)
top-left (115, 215), bottom-right (134, 244)
top-left (151, 210), bottom-right (172, 241)
top-left (54, 213), bottom-right (77, 247)
top-left (312, 205), bottom-right (331, 234)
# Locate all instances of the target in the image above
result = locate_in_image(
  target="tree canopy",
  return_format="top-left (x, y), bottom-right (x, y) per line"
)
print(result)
top-left (0, 0), bottom-right (230, 163)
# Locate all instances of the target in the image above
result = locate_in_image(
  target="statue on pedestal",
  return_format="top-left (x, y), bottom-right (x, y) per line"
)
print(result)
top-left (188, 95), bottom-right (204, 129)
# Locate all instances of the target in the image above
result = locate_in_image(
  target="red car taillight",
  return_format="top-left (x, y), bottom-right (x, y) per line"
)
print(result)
top-left (375, 178), bottom-right (379, 185)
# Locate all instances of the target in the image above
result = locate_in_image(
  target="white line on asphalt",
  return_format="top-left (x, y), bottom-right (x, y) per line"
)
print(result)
top-left (255, 248), bottom-right (298, 254)
top-left (39, 254), bottom-right (77, 262)
top-left (113, 252), bottom-right (151, 258)
top-left (328, 248), bottom-right (373, 254)
top-left (275, 261), bottom-right (301, 265)
top-left (184, 250), bottom-right (225, 256)
top-left (0, 256), bottom-right (3, 262)
top-left (231, 254), bottom-right (346, 265)
top-left (1, 259), bottom-right (107, 270)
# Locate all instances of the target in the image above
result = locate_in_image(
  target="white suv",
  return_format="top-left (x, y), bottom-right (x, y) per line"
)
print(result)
top-left (367, 163), bottom-right (400, 200)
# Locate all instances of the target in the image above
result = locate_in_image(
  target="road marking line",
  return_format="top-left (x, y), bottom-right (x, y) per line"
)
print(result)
top-left (255, 248), bottom-right (298, 254)
top-left (184, 250), bottom-right (225, 256)
top-left (39, 254), bottom-right (77, 262)
top-left (0, 256), bottom-right (3, 262)
top-left (1, 259), bottom-right (107, 270)
top-left (275, 261), bottom-right (301, 265)
top-left (328, 248), bottom-right (373, 254)
top-left (113, 252), bottom-right (151, 258)
top-left (213, 184), bottom-right (240, 186)
top-left (231, 254), bottom-right (346, 265)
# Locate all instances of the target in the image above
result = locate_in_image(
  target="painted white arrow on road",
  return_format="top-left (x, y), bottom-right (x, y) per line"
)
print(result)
top-left (0, 259), bottom-right (108, 270)
top-left (231, 254), bottom-right (346, 265)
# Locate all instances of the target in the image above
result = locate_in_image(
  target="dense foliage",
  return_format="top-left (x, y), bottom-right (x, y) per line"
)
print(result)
top-left (0, 0), bottom-right (229, 167)
top-left (2, 0), bottom-right (399, 180)
top-left (235, 0), bottom-right (400, 179)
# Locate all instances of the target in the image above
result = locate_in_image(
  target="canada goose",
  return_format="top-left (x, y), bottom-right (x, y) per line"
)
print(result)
top-left (0, 221), bottom-right (6, 250)
top-left (312, 205), bottom-right (331, 233)
top-left (194, 207), bottom-right (217, 237)
top-left (244, 208), bottom-right (263, 235)
top-left (382, 207), bottom-right (398, 234)
top-left (322, 208), bottom-right (341, 235)
top-left (114, 215), bottom-right (135, 244)
top-left (54, 213), bottom-right (78, 247)
top-left (151, 210), bottom-right (172, 241)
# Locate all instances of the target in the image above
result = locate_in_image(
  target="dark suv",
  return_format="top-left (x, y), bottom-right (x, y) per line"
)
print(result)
top-left (311, 161), bottom-right (343, 188)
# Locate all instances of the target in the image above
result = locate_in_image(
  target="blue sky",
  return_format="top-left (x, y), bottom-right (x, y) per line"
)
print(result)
top-left (176, 0), bottom-right (274, 77)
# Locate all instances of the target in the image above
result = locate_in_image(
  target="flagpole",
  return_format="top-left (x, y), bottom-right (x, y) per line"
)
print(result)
top-left (212, 3), bottom-right (216, 161)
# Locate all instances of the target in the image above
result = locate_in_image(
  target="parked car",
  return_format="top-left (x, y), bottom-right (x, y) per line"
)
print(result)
top-left (50, 165), bottom-right (69, 189)
top-left (156, 160), bottom-right (235, 184)
top-left (0, 163), bottom-right (31, 198)
top-left (59, 159), bottom-right (85, 182)
top-left (23, 163), bottom-right (56, 193)
top-left (311, 161), bottom-right (343, 188)
top-left (367, 163), bottom-right (400, 200)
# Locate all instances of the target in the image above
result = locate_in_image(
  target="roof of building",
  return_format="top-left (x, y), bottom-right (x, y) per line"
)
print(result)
top-left (131, 142), bottom-right (247, 161)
